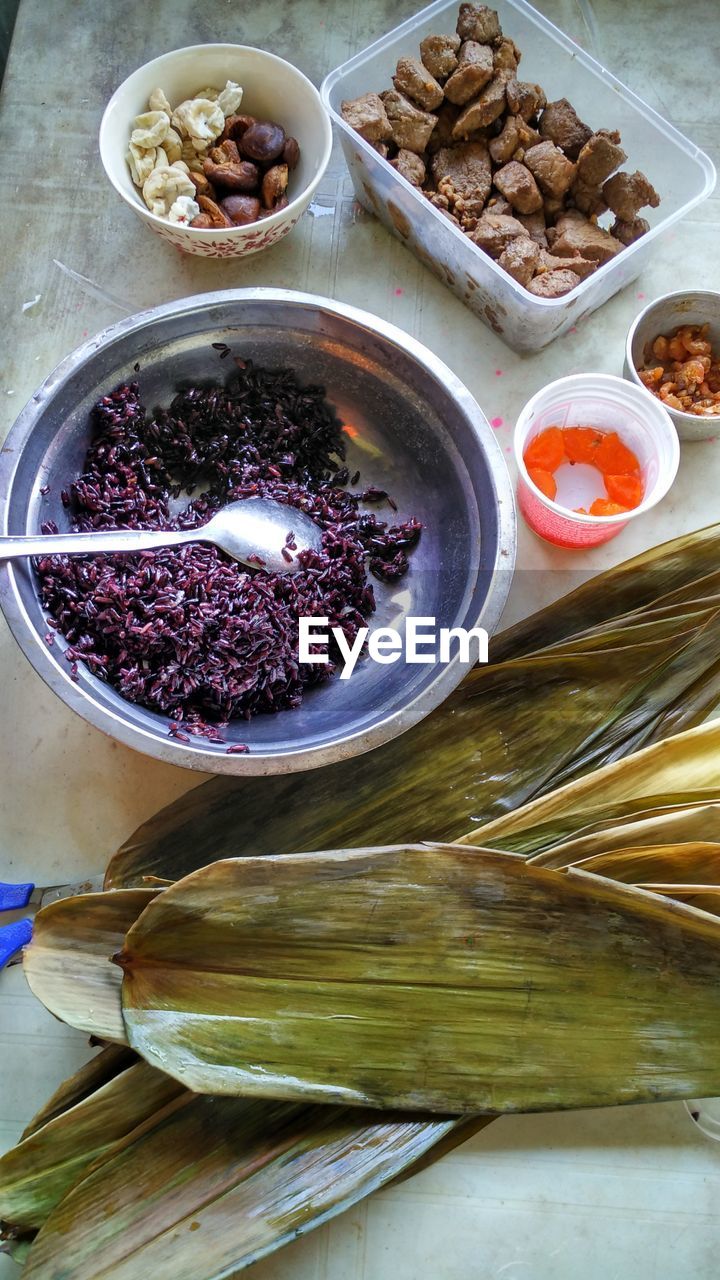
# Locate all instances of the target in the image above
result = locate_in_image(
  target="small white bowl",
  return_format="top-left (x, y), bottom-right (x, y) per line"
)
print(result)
top-left (624, 290), bottom-right (720, 442)
top-left (100, 44), bottom-right (333, 258)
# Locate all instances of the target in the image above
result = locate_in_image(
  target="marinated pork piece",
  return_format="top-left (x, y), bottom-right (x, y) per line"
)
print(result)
top-left (393, 56), bottom-right (444, 110)
top-left (427, 100), bottom-right (461, 153)
top-left (611, 215), bottom-right (650, 245)
top-left (470, 210), bottom-right (529, 256)
top-left (456, 3), bottom-right (502, 43)
top-left (524, 140), bottom-right (576, 199)
top-left (527, 268), bottom-right (582, 297)
top-left (571, 178), bottom-right (607, 217)
top-left (539, 98), bottom-right (592, 159)
top-left (493, 36), bottom-right (521, 72)
top-left (426, 191), bottom-right (462, 225)
top-left (444, 41), bottom-right (494, 104)
top-left (489, 115), bottom-right (524, 164)
top-left (432, 139), bottom-right (492, 220)
top-left (493, 160), bottom-right (543, 213)
top-left (548, 208), bottom-right (622, 263)
top-left (516, 209), bottom-right (548, 245)
top-left (506, 80), bottom-right (546, 122)
top-left (381, 90), bottom-right (437, 153)
top-left (602, 170), bottom-right (660, 222)
top-left (576, 130), bottom-right (626, 186)
top-left (486, 193), bottom-right (513, 216)
top-left (341, 93), bottom-right (392, 144)
top-left (452, 72), bottom-right (508, 136)
top-left (537, 248), bottom-right (597, 278)
top-left (420, 33), bottom-right (461, 81)
top-left (498, 235), bottom-right (539, 285)
top-left (391, 149), bottom-right (426, 185)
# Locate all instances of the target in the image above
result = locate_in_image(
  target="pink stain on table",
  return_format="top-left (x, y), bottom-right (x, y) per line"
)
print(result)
top-left (491, 416), bottom-right (503, 428)
top-left (637, 292), bottom-right (646, 300)
top-left (495, 368), bottom-right (503, 376)
top-left (394, 287), bottom-right (404, 296)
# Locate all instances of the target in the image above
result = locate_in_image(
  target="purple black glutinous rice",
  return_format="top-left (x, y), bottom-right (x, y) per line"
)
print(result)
top-left (35, 361), bottom-right (422, 741)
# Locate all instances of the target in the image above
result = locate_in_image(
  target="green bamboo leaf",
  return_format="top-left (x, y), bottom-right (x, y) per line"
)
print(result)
top-left (21, 1045), bottom-right (136, 1140)
top-left (522, 799), bottom-right (720, 863)
top-left (22, 1096), bottom-right (464, 1280)
top-left (0, 1062), bottom-right (184, 1234)
top-left (24, 890), bottom-right (159, 1042)
top-left (118, 845), bottom-right (720, 1113)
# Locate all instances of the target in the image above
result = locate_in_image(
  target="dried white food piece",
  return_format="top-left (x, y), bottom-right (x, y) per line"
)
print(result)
top-left (172, 97), bottom-right (224, 146)
top-left (148, 87), bottom-right (172, 114)
top-left (180, 138), bottom-right (204, 168)
top-left (163, 126), bottom-right (183, 164)
top-left (154, 146), bottom-right (170, 168)
top-left (142, 163), bottom-right (196, 217)
top-left (217, 79), bottom-right (243, 116)
top-left (196, 86), bottom-right (220, 101)
top-left (130, 110), bottom-right (170, 148)
top-left (168, 194), bottom-right (201, 224)
top-left (126, 140), bottom-right (158, 186)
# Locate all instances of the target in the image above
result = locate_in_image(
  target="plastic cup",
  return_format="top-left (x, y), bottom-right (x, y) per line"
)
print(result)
top-left (514, 373), bottom-right (680, 549)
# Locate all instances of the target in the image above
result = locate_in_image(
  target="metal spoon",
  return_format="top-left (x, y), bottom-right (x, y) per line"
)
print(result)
top-left (0, 497), bottom-right (323, 575)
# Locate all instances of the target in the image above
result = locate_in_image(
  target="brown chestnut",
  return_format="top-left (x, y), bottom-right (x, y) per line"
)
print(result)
top-left (261, 162), bottom-right (289, 210)
top-left (282, 137), bottom-right (300, 170)
top-left (239, 121), bottom-right (286, 164)
top-left (221, 195), bottom-right (261, 226)
top-left (259, 194), bottom-right (289, 218)
top-left (190, 212), bottom-right (213, 229)
top-left (220, 113), bottom-right (257, 144)
top-left (197, 195), bottom-right (233, 228)
top-left (209, 139), bottom-right (241, 165)
top-left (202, 158), bottom-right (260, 192)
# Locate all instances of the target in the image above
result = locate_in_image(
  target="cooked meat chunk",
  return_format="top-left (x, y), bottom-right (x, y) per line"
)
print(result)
top-left (470, 211), bottom-right (529, 256)
top-left (444, 41), bottom-right (494, 104)
top-left (537, 248), bottom-right (597, 279)
top-left (527, 268), bottom-right (582, 297)
top-left (611, 216), bottom-right (650, 245)
top-left (372, 141), bottom-right (392, 159)
top-left (516, 209), bottom-right (547, 245)
top-left (452, 73), bottom-right (507, 136)
top-left (393, 56), bottom-right (444, 110)
top-left (539, 98), bottom-right (592, 159)
top-left (420, 33), bottom-right (461, 81)
top-left (542, 195), bottom-right (565, 222)
top-left (498, 236), bottom-right (539, 285)
top-left (493, 36), bottom-right (521, 72)
top-left (506, 80), bottom-right (546, 122)
top-left (456, 3), bottom-right (502, 43)
top-left (525, 140), bottom-right (576, 199)
top-left (548, 209), bottom-right (622, 263)
top-left (486, 192), bottom-right (513, 216)
top-left (391, 149), bottom-right (426, 185)
top-left (432, 140), bottom-right (492, 219)
top-left (494, 160), bottom-right (543, 213)
top-left (602, 170), bottom-right (660, 222)
top-left (341, 93), bottom-right (392, 144)
top-left (576, 130), bottom-right (626, 186)
top-left (426, 191), bottom-right (462, 225)
top-left (381, 91), bottom-right (437, 153)
top-left (571, 178), bottom-right (607, 217)
top-left (489, 115), bottom-right (524, 164)
top-left (427, 100), bottom-right (461, 153)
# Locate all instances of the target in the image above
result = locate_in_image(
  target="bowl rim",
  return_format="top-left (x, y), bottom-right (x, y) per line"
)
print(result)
top-left (0, 287), bottom-right (517, 776)
top-left (99, 43), bottom-right (333, 237)
top-left (513, 371), bottom-right (680, 524)
top-left (624, 289), bottom-right (720, 426)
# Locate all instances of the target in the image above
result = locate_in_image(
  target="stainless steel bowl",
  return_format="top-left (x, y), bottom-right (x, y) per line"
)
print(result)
top-left (624, 290), bottom-right (720, 442)
top-left (0, 289), bottom-right (515, 775)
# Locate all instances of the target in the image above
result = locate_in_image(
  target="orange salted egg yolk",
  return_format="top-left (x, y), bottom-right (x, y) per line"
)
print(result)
top-left (523, 425), bottom-right (644, 515)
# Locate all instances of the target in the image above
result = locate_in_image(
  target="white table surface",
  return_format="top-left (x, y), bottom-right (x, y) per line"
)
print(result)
top-left (1, 0), bottom-right (719, 1276)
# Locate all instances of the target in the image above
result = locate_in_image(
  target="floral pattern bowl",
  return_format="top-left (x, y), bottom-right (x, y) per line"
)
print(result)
top-left (99, 44), bottom-right (332, 258)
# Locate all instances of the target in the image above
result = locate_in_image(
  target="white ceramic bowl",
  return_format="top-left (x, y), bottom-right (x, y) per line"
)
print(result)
top-left (99, 44), bottom-right (333, 258)
top-left (624, 290), bottom-right (720, 442)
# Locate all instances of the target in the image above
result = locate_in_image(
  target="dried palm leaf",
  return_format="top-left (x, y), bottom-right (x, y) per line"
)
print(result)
top-left (23, 890), bottom-right (158, 1043)
top-left (522, 800), bottom-right (720, 864)
top-left (117, 845), bottom-right (720, 1113)
top-left (539, 842), bottom-right (720, 881)
top-left (0, 1062), bottom-right (184, 1234)
top-left (20, 1045), bottom-right (135, 1140)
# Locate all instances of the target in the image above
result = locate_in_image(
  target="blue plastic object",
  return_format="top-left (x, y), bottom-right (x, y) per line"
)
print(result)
top-left (0, 917), bottom-right (33, 968)
top-left (0, 882), bottom-right (34, 911)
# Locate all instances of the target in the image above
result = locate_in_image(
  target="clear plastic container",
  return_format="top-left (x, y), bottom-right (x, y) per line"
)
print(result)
top-left (514, 373), bottom-right (679, 547)
top-left (686, 1098), bottom-right (720, 1141)
top-left (321, 0), bottom-right (716, 353)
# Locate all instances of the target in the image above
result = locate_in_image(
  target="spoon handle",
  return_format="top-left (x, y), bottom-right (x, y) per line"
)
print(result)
top-left (0, 528), bottom-right (193, 561)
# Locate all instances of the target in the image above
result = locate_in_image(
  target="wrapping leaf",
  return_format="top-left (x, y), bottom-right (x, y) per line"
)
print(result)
top-left (20, 1045), bottom-right (135, 1140)
top-left (522, 799), bottom-right (720, 863)
top-left (541, 842), bottom-right (720, 881)
top-left (22, 1096), bottom-right (463, 1280)
top-left (24, 890), bottom-right (158, 1043)
top-left (105, 524), bottom-right (720, 891)
top-left (118, 845), bottom-right (720, 1113)
top-left (0, 1062), bottom-right (184, 1233)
